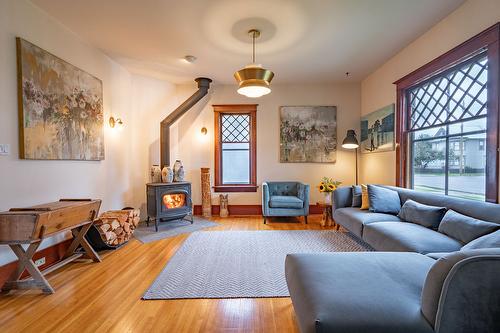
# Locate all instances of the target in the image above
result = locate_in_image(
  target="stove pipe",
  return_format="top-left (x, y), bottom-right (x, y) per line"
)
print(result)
top-left (160, 77), bottom-right (212, 168)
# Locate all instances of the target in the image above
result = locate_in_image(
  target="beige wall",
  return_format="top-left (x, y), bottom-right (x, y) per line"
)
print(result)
top-left (167, 83), bottom-right (361, 206)
top-left (360, 0), bottom-right (500, 186)
top-left (0, 0), bottom-right (136, 264)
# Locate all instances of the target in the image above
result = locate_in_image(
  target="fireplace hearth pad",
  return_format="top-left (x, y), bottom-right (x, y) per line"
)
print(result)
top-left (146, 182), bottom-right (193, 232)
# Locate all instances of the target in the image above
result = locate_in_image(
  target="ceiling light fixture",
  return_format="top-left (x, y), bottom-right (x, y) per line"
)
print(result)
top-left (234, 29), bottom-right (274, 98)
top-left (183, 55), bottom-right (197, 63)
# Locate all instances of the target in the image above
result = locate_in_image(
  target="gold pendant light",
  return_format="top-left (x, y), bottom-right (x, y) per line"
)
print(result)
top-left (234, 29), bottom-right (274, 98)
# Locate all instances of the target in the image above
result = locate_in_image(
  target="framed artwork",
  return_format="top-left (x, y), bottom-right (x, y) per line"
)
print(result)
top-left (17, 38), bottom-right (104, 160)
top-left (360, 104), bottom-right (395, 154)
top-left (280, 106), bottom-right (337, 163)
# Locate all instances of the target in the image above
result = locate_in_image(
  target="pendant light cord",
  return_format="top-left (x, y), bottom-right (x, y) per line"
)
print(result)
top-left (252, 31), bottom-right (256, 64)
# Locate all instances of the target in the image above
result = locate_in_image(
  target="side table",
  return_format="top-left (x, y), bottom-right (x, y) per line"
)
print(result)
top-left (316, 201), bottom-right (339, 229)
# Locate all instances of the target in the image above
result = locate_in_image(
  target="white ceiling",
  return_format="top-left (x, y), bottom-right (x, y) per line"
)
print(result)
top-left (31, 0), bottom-right (465, 84)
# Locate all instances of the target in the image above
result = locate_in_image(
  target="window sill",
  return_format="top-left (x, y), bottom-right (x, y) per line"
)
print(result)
top-left (213, 185), bottom-right (259, 193)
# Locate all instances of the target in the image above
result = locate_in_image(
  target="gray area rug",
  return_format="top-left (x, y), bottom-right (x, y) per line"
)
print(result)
top-left (133, 217), bottom-right (218, 244)
top-left (143, 230), bottom-right (371, 299)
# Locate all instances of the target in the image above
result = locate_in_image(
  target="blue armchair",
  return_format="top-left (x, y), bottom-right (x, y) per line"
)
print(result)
top-left (262, 181), bottom-right (310, 224)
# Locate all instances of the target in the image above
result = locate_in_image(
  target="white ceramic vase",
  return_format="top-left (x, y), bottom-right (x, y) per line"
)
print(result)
top-left (150, 165), bottom-right (162, 183)
top-left (173, 160), bottom-right (184, 182)
top-left (161, 166), bottom-right (174, 183)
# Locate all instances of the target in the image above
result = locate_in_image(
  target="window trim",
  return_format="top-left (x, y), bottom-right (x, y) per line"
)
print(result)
top-left (213, 104), bottom-right (258, 192)
top-left (394, 23), bottom-right (499, 203)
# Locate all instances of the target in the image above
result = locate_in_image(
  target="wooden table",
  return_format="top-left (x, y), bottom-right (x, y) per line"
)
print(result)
top-left (0, 199), bottom-right (102, 294)
top-left (316, 201), bottom-right (339, 229)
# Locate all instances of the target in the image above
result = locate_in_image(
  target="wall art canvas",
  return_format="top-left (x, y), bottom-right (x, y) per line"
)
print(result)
top-left (360, 104), bottom-right (395, 154)
top-left (17, 38), bottom-right (104, 160)
top-left (280, 106), bottom-right (337, 163)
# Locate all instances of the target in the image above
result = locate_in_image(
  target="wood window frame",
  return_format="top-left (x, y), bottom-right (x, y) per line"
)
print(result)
top-left (213, 104), bottom-right (258, 192)
top-left (394, 23), bottom-right (500, 203)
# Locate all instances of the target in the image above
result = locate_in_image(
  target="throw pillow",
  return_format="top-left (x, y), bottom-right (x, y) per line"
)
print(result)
top-left (351, 185), bottom-right (362, 207)
top-left (367, 185), bottom-right (401, 214)
top-left (360, 184), bottom-right (370, 210)
top-left (438, 210), bottom-right (500, 244)
top-left (397, 199), bottom-right (446, 229)
top-left (461, 229), bottom-right (500, 250)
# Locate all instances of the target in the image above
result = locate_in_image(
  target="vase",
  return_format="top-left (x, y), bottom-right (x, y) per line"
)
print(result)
top-left (150, 165), bottom-right (162, 183)
top-left (161, 166), bottom-right (174, 183)
top-left (173, 160), bottom-right (183, 182)
top-left (174, 165), bottom-right (185, 182)
top-left (323, 192), bottom-right (332, 205)
top-left (201, 168), bottom-right (212, 217)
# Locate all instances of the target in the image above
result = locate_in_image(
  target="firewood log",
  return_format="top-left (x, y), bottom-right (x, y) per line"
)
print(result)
top-left (110, 220), bottom-right (120, 230)
top-left (100, 224), bottom-right (111, 232)
top-left (115, 227), bottom-right (124, 236)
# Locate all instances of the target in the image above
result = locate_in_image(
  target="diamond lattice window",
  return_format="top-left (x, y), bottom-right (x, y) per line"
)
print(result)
top-left (221, 115), bottom-right (250, 143)
top-left (408, 54), bottom-right (488, 131)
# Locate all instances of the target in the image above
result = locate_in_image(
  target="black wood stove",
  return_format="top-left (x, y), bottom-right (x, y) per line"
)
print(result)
top-left (146, 182), bottom-right (193, 232)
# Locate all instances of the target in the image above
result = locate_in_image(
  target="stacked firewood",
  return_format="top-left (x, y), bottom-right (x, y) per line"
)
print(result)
top-left (93, 209), bottom-right (140, 246)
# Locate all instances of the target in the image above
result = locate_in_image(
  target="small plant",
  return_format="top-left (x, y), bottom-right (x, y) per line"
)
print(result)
top-left (317, 177), bottom-right (342, 193)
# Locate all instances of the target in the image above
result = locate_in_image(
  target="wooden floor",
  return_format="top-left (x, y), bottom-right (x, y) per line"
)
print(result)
top-left (0, 215), bottom-right (334, 333)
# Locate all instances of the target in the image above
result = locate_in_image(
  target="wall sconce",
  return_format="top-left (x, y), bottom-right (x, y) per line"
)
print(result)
top-left (201, 127), bottom-right (208, 135)
top-left (109, 116), bottom-right (123, 128)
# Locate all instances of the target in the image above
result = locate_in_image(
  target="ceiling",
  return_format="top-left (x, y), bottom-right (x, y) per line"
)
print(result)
top-left (31, 0), bottom-right (465, 84)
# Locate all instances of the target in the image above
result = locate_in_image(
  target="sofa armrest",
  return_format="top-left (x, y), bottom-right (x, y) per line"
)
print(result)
top-left (297, 183), bottom-right (310, 215)
top-left (262, 182), bottom-right (270, 216)
top-left (333, 186), bottom-right (352, 211)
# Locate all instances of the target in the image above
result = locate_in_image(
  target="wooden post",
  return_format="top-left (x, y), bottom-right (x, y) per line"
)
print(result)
top-left (201, 167), bottom-right (212, 217)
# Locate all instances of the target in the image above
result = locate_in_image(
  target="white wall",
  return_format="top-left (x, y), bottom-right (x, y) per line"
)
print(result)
top-left (0, 0), bottom-right (135, 264)
top-left (360, 0), bottom-right (500, 186)
top-left (129, 74), bottom-right (178, 213)
top-left (167, 83), bottom-right (361, 206)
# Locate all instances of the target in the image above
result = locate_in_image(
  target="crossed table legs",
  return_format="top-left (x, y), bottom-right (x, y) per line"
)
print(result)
top-left (1, 223), bottom-right (101, 294)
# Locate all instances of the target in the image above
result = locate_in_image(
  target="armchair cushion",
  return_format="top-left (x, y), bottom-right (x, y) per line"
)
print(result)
top-left (269, 195), bottom-right (304, 209)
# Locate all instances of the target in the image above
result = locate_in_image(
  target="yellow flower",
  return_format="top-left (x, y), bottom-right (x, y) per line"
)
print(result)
top-left (319, 184), bottom-right (325, 192)
top-left (328, 184), bottom-right (335, 191)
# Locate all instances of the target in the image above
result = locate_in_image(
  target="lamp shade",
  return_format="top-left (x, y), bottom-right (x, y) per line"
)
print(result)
top-left (342, 129), bottom-right (359, 149)
top-left (234, 64), bottom-right (274, 98)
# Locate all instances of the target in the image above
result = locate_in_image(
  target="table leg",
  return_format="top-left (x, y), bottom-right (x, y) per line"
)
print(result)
top-left (64, 223), bottom-right (101, 263)
top-left (1, 242), bottom-right (54, 294)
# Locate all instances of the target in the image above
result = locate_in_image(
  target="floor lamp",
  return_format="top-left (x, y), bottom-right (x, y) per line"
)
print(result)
top-left (342, 130), bottom-right (359, 185)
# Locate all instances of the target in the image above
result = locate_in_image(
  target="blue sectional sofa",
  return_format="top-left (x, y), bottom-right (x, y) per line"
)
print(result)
top-left (285, 185), bottom-right (500, 333)
top-left (332, 185), bottom-right (500, 254)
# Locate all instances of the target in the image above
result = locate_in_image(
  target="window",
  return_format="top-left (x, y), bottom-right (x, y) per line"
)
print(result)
top-left (395, 23), bottom-right (499, 202)
top-left (213, 104), bottom-right (257, 192)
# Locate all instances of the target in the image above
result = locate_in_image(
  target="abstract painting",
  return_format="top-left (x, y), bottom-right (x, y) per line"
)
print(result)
top-left (360, 104), bottom-right (395, 154)
top-left (17, 38), bottom-right (104, 160)
top-left (280, 106), bottom-right (337, 163)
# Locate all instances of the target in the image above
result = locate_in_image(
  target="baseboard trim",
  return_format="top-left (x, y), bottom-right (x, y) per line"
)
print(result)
top-left (193, 204), bottom-right (323, 216)
top-left (0, 238), bottom-right (73, 288)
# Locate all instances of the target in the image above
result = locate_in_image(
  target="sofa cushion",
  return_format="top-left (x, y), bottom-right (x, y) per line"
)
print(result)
top-left (461, 229), bottom-right (500, 250)
top-left (285, 252), bottom-right (435, 333)
top-left (333, 207), bottom-right (401, 238)
top-left (398, 199), bottom-right (446, 229)
top-left (269, 195), bottom-right (303, 209)
top-left (351, 185), bottom-right (362, 207)
top-left (361, 184), bottom-right (370, 210)
top-left (438, 210), bottom-right (500, 244)
top-left (368, 185), bottom-right (401, 214)
top-left (363, 222), bottom-right (462, 254)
